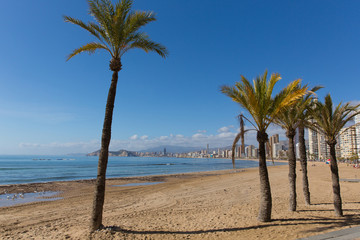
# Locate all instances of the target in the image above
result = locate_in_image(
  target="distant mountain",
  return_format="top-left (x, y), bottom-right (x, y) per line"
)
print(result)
top-left (139, 145), bottom-right (201, 153)
top-left (87, 149), bottom-right (137, 157)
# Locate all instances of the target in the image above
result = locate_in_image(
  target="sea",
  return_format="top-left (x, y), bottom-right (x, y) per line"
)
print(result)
top-left (0, 155), bottom-right (284, 186)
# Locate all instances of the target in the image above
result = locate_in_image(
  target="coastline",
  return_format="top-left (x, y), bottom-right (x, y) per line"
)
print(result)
top-left (0, 168), bottom-right (245, 195)
top-left (0, 156), bottom-right (267, 186)
top-left (1, 163), bottom-right (360, 239)
top-left (0, 158), bottom-right (284, 192)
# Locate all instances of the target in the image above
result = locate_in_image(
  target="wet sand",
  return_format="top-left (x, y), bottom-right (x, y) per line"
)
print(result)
top-left (1, 162), bottom-right (360, 239)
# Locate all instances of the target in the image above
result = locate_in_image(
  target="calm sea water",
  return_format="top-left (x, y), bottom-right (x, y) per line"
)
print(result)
top-left (0, 155), bottom-right (282, 185)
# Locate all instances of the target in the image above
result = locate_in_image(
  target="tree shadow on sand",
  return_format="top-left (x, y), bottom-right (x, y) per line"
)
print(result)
top-left (104, 214), bottom-right (360, 236)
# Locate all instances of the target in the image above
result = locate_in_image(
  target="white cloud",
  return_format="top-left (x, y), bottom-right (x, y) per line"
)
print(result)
top-left (218, 132), bottom-right (236, 138)
top-left (217, 125), bottom-right (234, 133)
top-left (159, 136), bottom-right (169, 140)
top-left (17, 124), bottom-right (289, 155)
top-left (130, 134), bottom-right (138, 140)
top-left (192, 133), bottom-right (206, 139)
top-left (140, 135), bottom-right (149, 140)
top-left (197, 130), bottom-right (207, 133)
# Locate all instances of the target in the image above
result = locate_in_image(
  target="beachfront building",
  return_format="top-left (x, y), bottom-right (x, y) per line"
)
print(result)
top-left (272, 142), bottom-right (283, 158)
top-left (355, 114), bottom-right (360, 155)
top-left (308, 127), bottom-right (319, 160)
top-left (308, 127), bottom-right (331, 160)
top-left (296, 143), bottom-right (300, 159)
top-left (340, 125), bottom-right (358, 159)
top-left (252, 148), bottom-right (258, 158)
top-left (235, 146), bottom-right (245, 158)
top-left (308, 125), bottom-right (343, 160)
top-left (318, 134), bottom-right (330, 160)
top-left (268, 134), bottom-right (279, 158)
top-left (245, 145), bottom-right (258, 158)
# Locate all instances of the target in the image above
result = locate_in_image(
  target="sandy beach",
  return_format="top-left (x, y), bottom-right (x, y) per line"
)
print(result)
top-left (1, 162), bottom-right (360, 240)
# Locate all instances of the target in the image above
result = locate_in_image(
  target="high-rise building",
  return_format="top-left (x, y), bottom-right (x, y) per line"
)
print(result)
top-left (308, 127), bottom-right (319, 160)
top-left (340, 125), bottom-right (358, 159)
top-left (269, 134), bottom-right (279, 158)
top-left (308, 126), bottom-right (330, 160)
top-left (355, 114), bottom-right (360, 155)
top-left (272, 142), bottom-right (283, 158)
top-left (252, 148), bottom-right (258, 158)
top-left (317, 133), bottom-right (330, 160)
top-left (296, 143), bottom-right (300, 159)
top-left (245, 145), bottom-right (255, 158)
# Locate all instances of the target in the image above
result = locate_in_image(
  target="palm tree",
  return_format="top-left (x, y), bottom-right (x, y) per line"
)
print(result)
top-left (221, 70), bottom-right (308, 222)
top-left (309, 94), bottom-right (360, 216)
top-left (274, 86), bottom-right (321, 211)
top-left (274, 105), bottom-right (300, 212)
top-left (297, 87), bottom-right (322, 206)
top-left (231, 114), bottom-right (250, 168)
top-left (64, 0), bottom-right (168, 231)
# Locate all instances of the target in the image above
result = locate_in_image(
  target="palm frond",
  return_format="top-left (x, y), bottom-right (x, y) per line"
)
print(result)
top-left (231, 133), bottom-right (242, 168)
top-left (66, 42), bottom-right (111, 61)
top-left (127, 34), bottom-right (168, 58)
top-left (222, 71), bottom-right (308, 133)
top-left (88, 0), bottom-right (116, 46)
top-left (309, 93), bottom-right (360, 142)
top-left (64, 16), bottom-right (102, 41)
top-left (124, 10), bottom-right (156, 36)
top-left (65, 0), bottom-right (167, 62)
top-left (113, 0), bottom-right (132, 48)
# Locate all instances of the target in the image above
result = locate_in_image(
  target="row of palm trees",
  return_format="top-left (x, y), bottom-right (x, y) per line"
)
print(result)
top-left (221, 71), bottom-right (360, 221)
top-left (64, 0), bottom-right (360, 232)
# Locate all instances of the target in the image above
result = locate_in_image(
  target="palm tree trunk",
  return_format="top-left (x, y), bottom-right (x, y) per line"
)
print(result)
top-left (257, 131), bottom-right (272, 222)
top-left (90, 71), bottom-right (119, 232)
top-left (298, 125), bottom-right (310, 205)
top-left (287, 129), bottom-right (296, 211)
top-left (328, 142), bottom-right (343, 216)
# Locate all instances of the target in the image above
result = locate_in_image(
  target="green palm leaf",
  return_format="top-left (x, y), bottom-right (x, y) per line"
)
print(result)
top-left (64, 0), bottom-right (168, 62)
top-left (66, 42), bottom-right (111, 60)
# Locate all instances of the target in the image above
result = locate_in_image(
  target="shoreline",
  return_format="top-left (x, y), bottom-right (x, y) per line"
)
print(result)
top-left (0, 157), bottom-right (289, 193)
top-left (0, 168), bottom-right (246, 195)
top-left (0, 156), bottom-right (267, 187)
top-left (0, 157), bottom-right (286, 189)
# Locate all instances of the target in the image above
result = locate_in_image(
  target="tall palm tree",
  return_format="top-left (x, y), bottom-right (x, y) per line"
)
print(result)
top-left (64, 0), bottom-right (168, 231)
top-left (221, 70), bottom-right (308, 222)
top-left (274, 86), bottom-right (321, 211)
top-left (297, 87), bottom-right (322, 206)
top-left (309, 94), bottom-right (360, 216)
top-left (274, 104), bottom-right (300, 212)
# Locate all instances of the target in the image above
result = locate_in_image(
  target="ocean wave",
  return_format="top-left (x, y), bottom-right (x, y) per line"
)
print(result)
top-left (0, 168), bottom-right (33, 171)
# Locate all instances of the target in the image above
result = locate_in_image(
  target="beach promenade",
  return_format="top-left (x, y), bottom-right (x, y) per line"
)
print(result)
top-left (0, 163), bottom-right (360, 239)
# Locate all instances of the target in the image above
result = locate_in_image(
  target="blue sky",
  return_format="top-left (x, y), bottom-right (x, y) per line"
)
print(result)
top-left (0, 0), bottom-right (359, 155)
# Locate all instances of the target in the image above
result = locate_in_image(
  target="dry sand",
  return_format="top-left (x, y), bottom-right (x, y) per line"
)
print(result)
top-left (1, 162), bottom-right (360, 239)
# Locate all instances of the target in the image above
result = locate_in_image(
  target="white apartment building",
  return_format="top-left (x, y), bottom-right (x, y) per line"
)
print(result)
top-left (355, 114), bottom-right (360, 155)
top-left (245, 145), bottom-right (258, 158)
top-left (308, 127), bottom-right (331, 160)
top-left (340, 125), bottom-right (357, 159)
top-left (308, 127), bottom-right (319, 160)
top-left (272, 142), bottom-right (285, 158)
